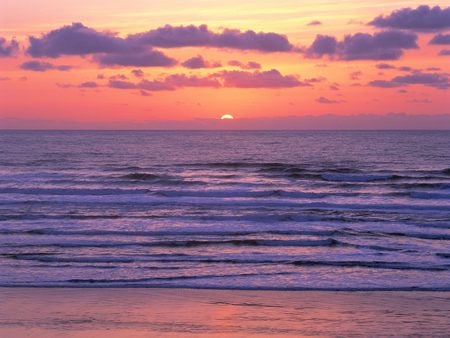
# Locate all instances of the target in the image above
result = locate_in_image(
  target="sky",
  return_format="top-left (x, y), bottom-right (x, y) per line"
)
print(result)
top-left (0, 0), bottom-right (450, 129)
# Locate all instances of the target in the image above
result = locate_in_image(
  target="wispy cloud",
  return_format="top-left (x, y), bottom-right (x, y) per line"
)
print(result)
top-left (21, 60), bottom-right (72, 72)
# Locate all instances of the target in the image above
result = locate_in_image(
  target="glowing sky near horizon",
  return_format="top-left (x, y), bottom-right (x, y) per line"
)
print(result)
top-left (0, 0), bottom-right (449, 127)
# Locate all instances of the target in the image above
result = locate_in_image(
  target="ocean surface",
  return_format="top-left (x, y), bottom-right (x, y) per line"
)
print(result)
top-left (0, 130), bottom-right (449, 290)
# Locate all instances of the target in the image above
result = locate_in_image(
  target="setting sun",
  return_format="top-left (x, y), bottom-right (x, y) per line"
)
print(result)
top-left (221, 114), bottom-right (234, 120)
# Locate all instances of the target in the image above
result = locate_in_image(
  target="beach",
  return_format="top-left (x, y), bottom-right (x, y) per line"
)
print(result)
top-left (0, 288), bottom-right (449, 337)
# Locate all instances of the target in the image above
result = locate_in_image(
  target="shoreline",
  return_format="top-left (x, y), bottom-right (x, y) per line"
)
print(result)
top-left (1, 288), bottom-right (449, 337)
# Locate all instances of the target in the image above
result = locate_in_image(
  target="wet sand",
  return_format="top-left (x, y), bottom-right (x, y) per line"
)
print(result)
top-left (0, 288), bottom-right (449, 337)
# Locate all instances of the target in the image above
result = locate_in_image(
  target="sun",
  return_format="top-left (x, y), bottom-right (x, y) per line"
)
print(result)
top-left (220, 114), bottom-right (234, 120)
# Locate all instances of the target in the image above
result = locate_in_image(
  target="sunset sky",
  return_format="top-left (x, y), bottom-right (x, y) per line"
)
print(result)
top-left (1, 1), bottom-right (449, 129)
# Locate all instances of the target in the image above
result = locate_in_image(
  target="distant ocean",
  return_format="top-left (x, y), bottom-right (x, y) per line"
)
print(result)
top-left (0, 130), bottom-right (449, 290)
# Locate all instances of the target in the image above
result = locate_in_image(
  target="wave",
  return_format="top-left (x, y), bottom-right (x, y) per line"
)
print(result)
top-left (120, 173), bottom-right (161, 180)
top-left (4, 238), bottom-right (343, 249)
top-left (0, 186), bottom-right (361, 199)
top-left (187, 162), bottom-right (292, 169)
top-left (155, 189), bottom-right (355, 199)
top-left (320, 173), bottom-right (399, 182)
top-left (290, 260), bottom-right (448, 271)
top-left (119, 173), bottom-right (207, 186)
top-left (386, 182), bottom-right (450, 189)
top-left (0, 187), bottom-right (151, 196)
top-left (408, 191), bottom-right (450, 200)
top-left (2, 198), bottom-right (448, 213)
top-left (0, 227), bottom-right (337, 237)
top-left (65, 271), bottom-right (292, 284)
top-left (5, 253), bottom-right (447, 272)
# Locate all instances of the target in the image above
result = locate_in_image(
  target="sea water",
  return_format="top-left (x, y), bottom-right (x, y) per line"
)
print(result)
top-left (0, 130), bottom-right (449, 290)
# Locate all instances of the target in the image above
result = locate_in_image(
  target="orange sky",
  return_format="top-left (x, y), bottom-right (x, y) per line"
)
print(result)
top-left (0, 1), bottom-right (449, 128)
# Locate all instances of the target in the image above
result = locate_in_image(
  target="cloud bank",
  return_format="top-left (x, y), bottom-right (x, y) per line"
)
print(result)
top-left (369, 71), bottom-right (450, 89)
top-left (27, 23), bottom-right (132, 57)
top-left (306, 30), bottom-right (417, 60)
top-left (369, 5), bottom-right (450, 31)
top-left (128, 24), bottom-right (294, 52)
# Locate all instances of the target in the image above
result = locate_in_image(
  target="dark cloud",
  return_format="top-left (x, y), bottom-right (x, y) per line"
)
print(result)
top-left (106, 69), bottom-right (304, 90)
top-left (0, 37), bottom-right (19, 57)
top-left (220, 69), bottom-right (304, 88)
top-left (95, 50), bottom-right (176, 67)
top-left (375, 64), bottom-right (421, 72)
top-left (430, 34), bottom-right (450, 45)
top-left (26, 22), bottom-right (295, 66)
top-left (409, 98), bottom-right (432, 104)
top-left (182, 55), bottom-right (207, 69)
top-left (109, 74), bottom-right (127, 80)
top-left (0, 76), bottom-right (11, 81)
top-left (350, 71), bottom-right (362, 80)
top-left (316, 96), bottom-right (342, 104)
top-left (131, 69), bottom-right (144, 77)
top-left (369, 5), bottom-right (450, 31)
top-left (369, 71), bottom-right (450, 89)
top-left (376, 63), bottom-right (396, 69)
top-left (304, 77), bottom-right (325, 84)
top-left (228, 60), bottom-right (261, 69)
top-left (181, 55), bottom-right (220, 69)
top-left (57, 65), bottom-right (72, 71)
top-left (246, 61), bottom-right (261, 69)
top-left (128, 24), bottom-right (294, 52)
top-left (20, 60), bottom-right (72, 72)
top-left (306, 35), bottom-right (337, 57)
top-left (26, 22), bottom-right (176, 68)
top-left (27, 23), bottom-right (132, 57)
top-left (165, 74), bottom-right (221, 88)
top-left (307, 20), bottom-right (322, 26)
top-left (439, 49), bottom-right (450, 56)
top-left (108, 74), bottom-right (219, 91)
top-left (368, 80), bottom-right (403, 88)
top-left (306, 30), bottom-right (417, 60)
top-left (79, 81), bottom-right (98, 88)
top-left (139, 79), bottom-right (175, 91)
top-left (392, 72), bottom-right (450, 89)
top-left (329, 84), bottom-right (340, 91)
top-left (108, 80), bottom-right (138, 89)
top-left (398, 66), bottom-right (413, 72)
top-left (24, 22), bottom-right (296, 72)
top-left (56, 83), bottom-right (73, 88)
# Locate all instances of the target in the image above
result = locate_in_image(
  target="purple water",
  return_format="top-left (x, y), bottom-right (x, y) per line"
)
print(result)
top-left (0, 130), bottom-right (449, 290)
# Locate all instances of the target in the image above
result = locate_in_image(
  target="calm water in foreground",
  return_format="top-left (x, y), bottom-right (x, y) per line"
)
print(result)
top-left (0, 130), bottom-right (449, 290)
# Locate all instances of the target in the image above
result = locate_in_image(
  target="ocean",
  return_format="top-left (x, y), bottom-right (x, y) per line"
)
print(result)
top-left (0, 130), bottom-right (449, 290)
